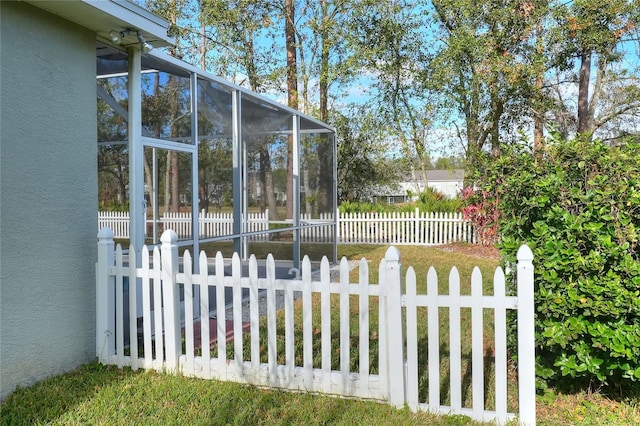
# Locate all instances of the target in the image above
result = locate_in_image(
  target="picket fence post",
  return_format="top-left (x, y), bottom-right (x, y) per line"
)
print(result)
top-left (384, 246), bottom-right (406, 407)
top-left (161, 229), bottom-right (181, 372)
top-left (517, 245), bottom-right (535, 426)
top-left (96, 227), bottom-right (115, 364)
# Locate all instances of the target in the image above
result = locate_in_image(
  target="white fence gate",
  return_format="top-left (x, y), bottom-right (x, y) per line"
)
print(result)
top-left (98, 209), bottom-right (475, 245)
top-left (96, 228), bottom-right (534, 425)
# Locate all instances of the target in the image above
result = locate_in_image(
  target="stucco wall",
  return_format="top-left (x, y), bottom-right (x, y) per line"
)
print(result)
top-left (0, 2), bottom-right (97, 400)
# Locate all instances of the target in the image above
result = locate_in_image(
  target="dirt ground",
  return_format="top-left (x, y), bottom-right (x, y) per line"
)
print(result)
top-left (434, 242), bottom-right (500, 260)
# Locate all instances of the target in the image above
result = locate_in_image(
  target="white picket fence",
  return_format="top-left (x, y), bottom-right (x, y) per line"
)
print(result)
top-left (98, 209), bottom-right (474, 245)
top-left (338, 210), bottom-right (474, 244)
top-left (96, 228), bottom-right (534, 425)
top-left (98, 211), bottom-right (130, 238)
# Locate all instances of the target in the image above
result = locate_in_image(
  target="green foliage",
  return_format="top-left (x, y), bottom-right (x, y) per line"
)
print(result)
top-left (434, 155), bottom-right (465, 170)
top-left (477, 135), bottom-right (640, 389)
top-left (350, 1), bottom-right (435, 181)
top-left (98, 200), bottom-right (129, 212)
top-left (333, 107), bottom-right (399, 203)
top-left (414, 188), bottom-right (462, 213)
top-left (338, 200), bottom-right (394, 214)
top-left (339, 188), bottom-right (461, 214)
top-left (549, 0), bottom-right (640, 136)
top-left (429, 0), bottom-right (549, 170)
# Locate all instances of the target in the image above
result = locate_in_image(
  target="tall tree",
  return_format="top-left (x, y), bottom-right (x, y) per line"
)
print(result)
top-left (430, 0), bottom-right (549, 172)
top-left (549, 0), bottom-right (640, 138)
top-left (532, 19), bottom-right (546, 153)
top-left (198, 0), bottom-right (283, 220)
top-left (142, 0), bottom-right (191, 214)
top-left (198, 0), bottom-right (280, 90)
top-left (352, 0), bottom-right (437, 195)
top-left (318, 0), bottom-right (331, 122)
top-left (293, 0), bottom-right (355, 120)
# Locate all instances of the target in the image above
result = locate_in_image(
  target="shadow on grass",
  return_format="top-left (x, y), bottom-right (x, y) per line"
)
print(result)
top-left (416, 334), bottom-right (512, 413)
top-left (338, 244), bottom-right (383, 260)
top-left (0, 363), bottom-right (128, 426)
top-left (543, 373), bottom-right (640, 402)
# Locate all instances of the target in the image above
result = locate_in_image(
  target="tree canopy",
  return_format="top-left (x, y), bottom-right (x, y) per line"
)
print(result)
top-left (134, 0), bottom-right (639, 195)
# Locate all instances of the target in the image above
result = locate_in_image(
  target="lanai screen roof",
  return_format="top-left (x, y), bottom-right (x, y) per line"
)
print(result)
top-left (96, 41), bottom-right (334, 137)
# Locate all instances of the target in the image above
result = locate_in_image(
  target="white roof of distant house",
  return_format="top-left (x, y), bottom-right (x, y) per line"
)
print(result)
top-left (375, 169), bottom-right (465, 199)
top-left (400, 169), bottom-right (465, 182)
top-left (423, 169), bottom-right (464, 181)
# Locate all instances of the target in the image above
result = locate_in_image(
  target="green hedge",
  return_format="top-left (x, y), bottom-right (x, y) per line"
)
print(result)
top-left (339, 188), bottom-right (461, 214)
top-left (475, 135), bottom-right (640, 390)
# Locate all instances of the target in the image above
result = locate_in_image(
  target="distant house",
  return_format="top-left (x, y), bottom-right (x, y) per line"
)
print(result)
top-left (376, 169), bottom-right (465, 203)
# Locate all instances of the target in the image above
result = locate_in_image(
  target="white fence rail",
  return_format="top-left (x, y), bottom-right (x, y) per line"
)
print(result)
top-left (96, 228), bottom-right (534, 425)
top-left (98, 209), bottom-right (475, 245)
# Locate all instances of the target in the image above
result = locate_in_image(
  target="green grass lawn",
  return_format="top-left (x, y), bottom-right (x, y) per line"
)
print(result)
top-left (0, 363), bottom-right (485, 426)
top-left (2, 362), bottom-right (639, 425)
top-left (2, 244), bottom-right (640, 425)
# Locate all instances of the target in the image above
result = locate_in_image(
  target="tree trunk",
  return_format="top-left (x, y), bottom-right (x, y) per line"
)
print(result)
top-left (171, 151), bottom-right (180, 212)
top-left (319, 0), bottom-right (329, 122)
top-left (303, 165), bottom-right (312, 215)
top-left (533, 22), bottom-right (544, 154)
top-left (533, 73), bottom-right (545, 154)
top-left (577, 50), bottom-right (592, 134)
top-left (316, 0), bottom-right (333, 213)
top-left (285, 0), bottom-right (297, 220)
top-left (490, 92), bottom-right (503, 157)
top-left (200, 0), bottom-right (207, 70)
top-left (199, 169), bottom-right (208, 213)
top-left (143, 154), bottom-right (153, 212)
top-left (260, 145), bottom-right (280, 220)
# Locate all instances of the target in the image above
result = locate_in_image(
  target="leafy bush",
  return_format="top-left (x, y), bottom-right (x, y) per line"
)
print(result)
top-left (475, 135), bottom-right (640, 389)
top-left (460, 186), bottom-right (499, 245)
top-left (339, 189), bottom-right (462, 214)
top-left (99, 200), bottom-right (129, 211)
top-left (338, 200), bottom-right (394, 213)
top-left (414, 187), bottom-right (462, 213)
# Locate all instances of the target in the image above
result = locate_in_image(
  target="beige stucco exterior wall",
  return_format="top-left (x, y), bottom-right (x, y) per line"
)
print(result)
top-left (0, 1), bottom-right (97, 400)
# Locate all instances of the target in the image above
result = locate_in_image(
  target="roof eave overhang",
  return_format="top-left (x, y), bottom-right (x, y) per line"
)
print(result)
top-left (24, 0), bottom-right (174, 48)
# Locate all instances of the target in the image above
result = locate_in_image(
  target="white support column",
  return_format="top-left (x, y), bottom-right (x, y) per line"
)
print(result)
top-left (190, 72), bottom-right (199, 261)
top-left (232, 90), bottom-right (243, 257)
top-left (331, 133), bottom-right (338, 263)
top-left (189, 73), bottom-right (200, 318)
top-left (242, 140), bottom-right (248, 259)
top-left (128, 47), bottom-right (144, 259)
top-left (292, 115), bottom-right (300, 269)
top-left (151, 148), bottom-right (158, 244)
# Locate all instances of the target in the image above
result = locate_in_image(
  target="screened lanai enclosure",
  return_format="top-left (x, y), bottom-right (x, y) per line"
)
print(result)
top-left (97, 41), bottom-right (337, 267)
